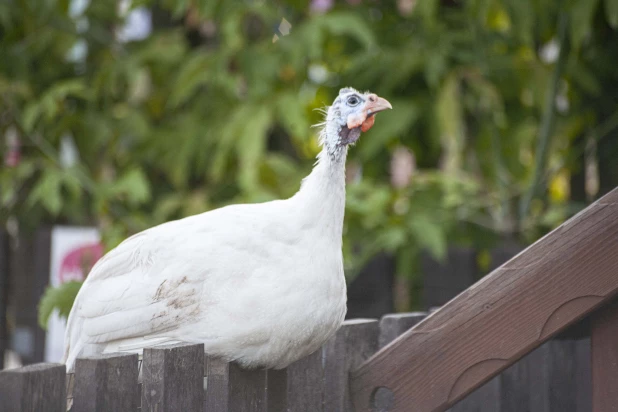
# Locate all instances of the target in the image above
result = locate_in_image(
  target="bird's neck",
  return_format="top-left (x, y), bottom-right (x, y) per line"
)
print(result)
top-left (293, 143), bottom-right (348, 239)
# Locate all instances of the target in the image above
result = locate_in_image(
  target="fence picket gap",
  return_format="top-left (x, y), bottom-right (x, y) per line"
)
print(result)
top-left (72, 352), bottom-right (139, 412)
top-left (142, 343), bottom-right (204, 412)
top-left (0, 363), bottom-right (65, 412)
top-left (323, 319), bottom-right (379, 412)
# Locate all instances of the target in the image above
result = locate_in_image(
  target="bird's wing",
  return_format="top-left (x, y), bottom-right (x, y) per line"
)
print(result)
top-left (66, 201), bottom-right (296, 349)
top-left (69, 225), bottom-right (205, 346)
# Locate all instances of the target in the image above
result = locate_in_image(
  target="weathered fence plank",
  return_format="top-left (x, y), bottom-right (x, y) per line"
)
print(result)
top-left (575, 338), bottom-right (591, 412)
top-left (351, 187), bottom-right (618, 412)
top-left (0, 363), bottom-right (65, 412)
top-left (0, 230), bottom-right (8, 369)
top-left (11, 229), bottom-right (51, 364)
top-left (324, 319), bottom-right (378, 412)
top-left (422, 247), bottom-right (477, 310)
top-left (268, 348), bottom-right (324, 412)
top-left (203, 357), bottom-right (268, 412)
top-left (204, 356), bottom-right (230, 412)
top-left (72, 352), bottom-right (139, 412)
top-left (451, 376), bottom-right (501, 412)
top-left (592, 299), bottom-right (618, 412)
top-left (228, 363), bottom-right (268, 412)
top-left (142, 343), bottom-right (204, 412)
top-left (548, 340), bottom-right (578, 412)
top-left (378, 313), bottom-right (426, 349)
top-left (500, 343), bottom-right (546, 412)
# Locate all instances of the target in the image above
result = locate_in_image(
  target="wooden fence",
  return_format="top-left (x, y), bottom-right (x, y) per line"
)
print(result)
top-left (2, 189), bottom-right (617, 412)
top-left (0, 311), bottom-right (594, 412)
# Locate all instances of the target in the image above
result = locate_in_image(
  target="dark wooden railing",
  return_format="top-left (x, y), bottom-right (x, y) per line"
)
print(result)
top-left (351, 187), bottom-right (618, 412)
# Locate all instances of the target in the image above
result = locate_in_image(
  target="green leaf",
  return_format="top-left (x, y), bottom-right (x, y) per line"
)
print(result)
top-left (38, 281), bottom-right (83, 329)
top-left (570, 0), bottom-right (601, 50)
top-left (237, 104), bottom-right (273, 193)
top-left (22, 80), bottom-right (88, 132)
top-left (275, 92), bottom-right (310, 140)
top-left (169, 52), bottom-right (213, 109)
top-left (435, 73), bottom-right (465, 173)
top-left (376, 226), bottom-right (408, 252)
top-left (27, 171), bottom-right (63, 215)
top-left (605, 0), bottom-right (618, 28)
top-left (408, 217), bottom-right (448, 261)
top-left (320, 12), bottom-right (376, 49)
top-left (113, 168), bottom-right (151, 205)
top-left (415, 0), bottom-right (440, 24)
top-left (210, 105), bottom-right (250, 182)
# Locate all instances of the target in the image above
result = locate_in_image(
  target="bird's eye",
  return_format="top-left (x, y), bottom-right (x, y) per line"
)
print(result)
top-left (347, 96), bottom-right (360, 106)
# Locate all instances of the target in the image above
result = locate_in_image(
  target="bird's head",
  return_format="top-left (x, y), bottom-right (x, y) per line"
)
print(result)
top-left (321, 87), bottom-right (392, 156)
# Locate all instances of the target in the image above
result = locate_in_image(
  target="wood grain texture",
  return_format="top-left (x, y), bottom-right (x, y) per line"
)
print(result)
top-left (0, 363), bottom-right (66, 412)
top-left (228, 363), bottom-right (267, 412)
top-left (351, 187), bottom-right (618, 412)
top-left (142, 343), bottom-right (204, 412)
top-left (204, 356), bottom-right (230, 412)
top-left (592, 299), bottom-right (618, 412)
top-left (203, 357), bottom-right (267, 412)
top-left (72, 352), bottom-right (139, 412)
top-left (324, 319), bottom-right (378, 412)
top-left (268, 348), bottom-right (324, 412)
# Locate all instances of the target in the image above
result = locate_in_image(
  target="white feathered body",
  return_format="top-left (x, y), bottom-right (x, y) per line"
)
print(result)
top-left (64, 158), bottom-right (348, 371)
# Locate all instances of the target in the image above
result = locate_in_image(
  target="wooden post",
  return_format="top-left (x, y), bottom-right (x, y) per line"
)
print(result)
top-left (0, 230), bottom-right (8, 369)
top-left (203, 357), bottom-right (268, 412)
top-left (378, 313), bottom-right (427, 349)
top-left (11, 229), bottom-right (51, 364)
top-left (142, 343), bottom-right (204, 412)
top-left (268, 349), bottom-right (324, 411)
top-left (592, 299), bottom-right (618, 411)
top-left (0, 363), bottom-right (66, 412)
top-left (72, 352), bottom-right (139, 412)
top-left (324, 319), bottom-right (379, 412)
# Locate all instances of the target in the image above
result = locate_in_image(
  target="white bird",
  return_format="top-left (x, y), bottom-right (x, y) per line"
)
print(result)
top-left (63, 87), bottom-right (392, 372)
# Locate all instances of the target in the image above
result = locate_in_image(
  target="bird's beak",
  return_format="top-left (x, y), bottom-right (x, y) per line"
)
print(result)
top-left (365, 95), bottom-right (393, 116)
top-left (346, 93), bottom-right (393, 132)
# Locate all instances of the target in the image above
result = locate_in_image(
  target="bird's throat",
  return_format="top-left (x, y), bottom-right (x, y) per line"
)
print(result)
top-left (338, 126), bottom-right (361, 146)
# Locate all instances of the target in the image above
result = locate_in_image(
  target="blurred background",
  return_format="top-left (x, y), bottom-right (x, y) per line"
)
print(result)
top-left (0, 0), bottom-right (617, 367)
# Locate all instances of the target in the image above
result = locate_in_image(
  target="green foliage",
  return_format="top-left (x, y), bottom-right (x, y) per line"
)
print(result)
top-left (1, 0), bottom-right (618, 311)
top-left (38, 281), bottom-right (83, 329)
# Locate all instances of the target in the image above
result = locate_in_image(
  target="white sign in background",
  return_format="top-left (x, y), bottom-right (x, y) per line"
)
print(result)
top-left (45, 226), bottom-right (102, 363)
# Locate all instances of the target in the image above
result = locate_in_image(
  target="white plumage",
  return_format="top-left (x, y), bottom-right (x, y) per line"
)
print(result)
top-left (63, 88), bottom-right (392, 371)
